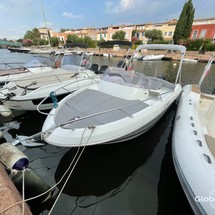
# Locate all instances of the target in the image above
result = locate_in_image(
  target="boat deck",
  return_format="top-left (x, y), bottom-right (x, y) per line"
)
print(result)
top-left (55, 89), bottom-right (149, 129)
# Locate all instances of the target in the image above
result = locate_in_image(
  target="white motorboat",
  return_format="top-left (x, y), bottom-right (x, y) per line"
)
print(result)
top-left (41, 44), bottom-right (185, 147)
top-left (142, 54), bottom-right (164, 61)
top-left (133, 51), bottom-right (143, 60)
top-left (183, 58), bottom-right (198, 63)
top-left (172, 56), bottom-right (215, 215)
top-left (0, 53), bottom-right (103, 115)
top-left (0, 56), bottom-right (55, 85)
top-left (8, 47), bottom-right (31, 54)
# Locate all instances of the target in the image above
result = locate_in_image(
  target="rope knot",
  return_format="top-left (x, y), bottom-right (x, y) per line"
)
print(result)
top-left (50, 91), bottom-right (58, 108)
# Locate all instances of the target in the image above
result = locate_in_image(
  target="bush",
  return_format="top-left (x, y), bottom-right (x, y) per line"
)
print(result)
top-left (178, 38), bottom-right (215, 51)
top-left (204, 43), bottom-right (215, 51)
top-left (147, 40), bottom-right (169, 44)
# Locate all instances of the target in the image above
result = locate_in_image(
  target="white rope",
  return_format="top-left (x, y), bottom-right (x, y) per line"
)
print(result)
top-left (22, 168), bottom-right (25, 215)
top-left (0, 127), bottom-right (95, 214)
top-left (48, 126), bottom-right (95, 215)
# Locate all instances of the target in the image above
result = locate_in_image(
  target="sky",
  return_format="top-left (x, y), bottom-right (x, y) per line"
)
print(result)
top-left (0, 0), bottom-right (214, 40)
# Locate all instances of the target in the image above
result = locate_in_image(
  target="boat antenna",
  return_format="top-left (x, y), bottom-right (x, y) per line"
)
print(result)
top-left (40, 0), bottom-right (51, 46)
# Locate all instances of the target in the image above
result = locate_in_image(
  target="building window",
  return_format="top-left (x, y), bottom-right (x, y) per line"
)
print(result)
top-left (200, 29), bottom-right (207, 38)
top-left (168, 31), bottom-right (173, 36)
top-left (104, 33), bottom-right (106, 38)
top-left (164, 32), bottom-right (167, 36)
top-left (192, 30), bottom-right (198, 39)
top-left (142, 32), bottom-right (145, 37)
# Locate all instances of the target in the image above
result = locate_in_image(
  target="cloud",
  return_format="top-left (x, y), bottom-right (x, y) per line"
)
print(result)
top-left (105, 0), bottom-right (136, 13)
top-left (62, 12), bottom-right (84, 19)
top-left (104, 0), bottom-right (172, 16)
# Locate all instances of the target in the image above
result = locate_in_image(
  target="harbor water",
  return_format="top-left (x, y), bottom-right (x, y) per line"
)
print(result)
top-left (0, 48), bottom-right (215, 215)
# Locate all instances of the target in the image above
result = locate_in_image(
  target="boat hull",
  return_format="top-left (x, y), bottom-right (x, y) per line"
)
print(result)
top-left (0, 76), bottom-right (100, 111)
top-left (142, 54), bottom-right (164, 61)
top-left (172, 85), bottom-right (215, 215)
top-left (42, 84), bottom-right (182, 147)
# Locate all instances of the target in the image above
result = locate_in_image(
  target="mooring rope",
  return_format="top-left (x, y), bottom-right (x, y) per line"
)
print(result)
top-left (0, 126), bottom-right (96, 214)
top-left (48, 126), bottom-right (96, 215)
top-left (22, 168), bottom-right (25, 215)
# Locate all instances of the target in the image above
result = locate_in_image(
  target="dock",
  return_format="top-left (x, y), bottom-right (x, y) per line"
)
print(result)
top-left (0, 163), bottom-right (32, 215)
top-left (86, 48), bottom-right (214, 63)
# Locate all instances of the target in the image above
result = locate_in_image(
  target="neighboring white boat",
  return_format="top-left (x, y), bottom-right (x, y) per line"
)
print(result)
top-left (0, 56), bottom-right (55, 85)
top-left (133, 51), bottom-right (143, 60)
top-left (8, 47), bottom-right (31, 54)
top-left (183, 58), bottom-right (198, 63)
top-left (172, 56), bottom-right (215, 215)
top-left (41, 44), bottom-right (185, 147)
top-left (142, 54), bottom-right (164, 61)
top-left (29, 47), bottom-right (53, 54)
top-left (99, 41), bottom-right (132, 59)
top-left (0, 54), bottom-right (102, 114)
top-left (103, 53), bottom-right (113, 58)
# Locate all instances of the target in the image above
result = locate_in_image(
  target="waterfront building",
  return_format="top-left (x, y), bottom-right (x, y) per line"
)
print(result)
top-left (96, 27), bottom-right (108, 41)
top-left (37, 17), bottom-right (215, 45)
top-left (190, 17), bottom-right (215, 42)
top-left (133, 19), bottom-right (177, 43)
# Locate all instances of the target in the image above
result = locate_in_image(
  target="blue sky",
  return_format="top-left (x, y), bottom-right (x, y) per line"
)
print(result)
top-left (0, 0), bottom-right (214, 40)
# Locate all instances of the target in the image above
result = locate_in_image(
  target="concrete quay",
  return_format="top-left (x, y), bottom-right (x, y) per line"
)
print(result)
top-left (0, 163), bottom-right (32, 215)
top-left (87, 48), bottom-right (214, 63)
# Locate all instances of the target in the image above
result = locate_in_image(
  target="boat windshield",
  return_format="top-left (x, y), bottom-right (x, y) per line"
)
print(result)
top-left (24, 56), bottom-right (55, 68)
top-left (102, 68), bottom-right (148, 88)
top-left (61, 54), bottom-right (81, 66)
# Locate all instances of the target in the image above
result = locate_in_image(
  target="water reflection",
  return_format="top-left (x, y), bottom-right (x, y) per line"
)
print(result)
top-left (46, 104), bottom-right (178, 215)
top-left (157, 123), bottom-right (193, 215)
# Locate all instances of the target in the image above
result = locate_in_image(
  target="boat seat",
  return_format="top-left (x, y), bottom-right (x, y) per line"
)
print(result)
top-left (90, 64), bottom-right (99, 73)
top-left (98, 65), bottom-right (108, 74)
top-left (192, 85), bottom-right (200, 94)
top-left (205, 134), bottom-right (215, 159)
top-left (103, 72), bottom-right (126, 84)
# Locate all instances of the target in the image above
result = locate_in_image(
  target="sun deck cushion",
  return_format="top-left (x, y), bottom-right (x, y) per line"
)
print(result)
top-left (205, 134), bottom-right (215, 159)
top-left (55, 89), bottom-right (149, 129)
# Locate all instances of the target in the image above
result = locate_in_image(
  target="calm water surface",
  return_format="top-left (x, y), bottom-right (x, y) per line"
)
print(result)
top-left (0, 49), bottom-right (215, 215)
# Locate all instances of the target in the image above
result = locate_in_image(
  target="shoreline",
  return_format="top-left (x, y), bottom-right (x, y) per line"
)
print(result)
top-left (87, 48), bottom-right (214, 63)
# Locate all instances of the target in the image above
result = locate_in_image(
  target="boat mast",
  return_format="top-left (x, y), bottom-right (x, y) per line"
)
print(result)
top-left (40, 0), bottom-right (51, 46)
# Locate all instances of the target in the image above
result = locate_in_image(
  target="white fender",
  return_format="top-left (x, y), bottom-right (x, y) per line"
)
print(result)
top-left (0, 142), bottom-right (29, 170)
top-left (0, 105), bottom-right (12, 117)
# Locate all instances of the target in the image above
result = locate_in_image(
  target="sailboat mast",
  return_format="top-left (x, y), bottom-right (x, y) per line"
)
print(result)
top-left (40, 0), bottom-right (51, 46)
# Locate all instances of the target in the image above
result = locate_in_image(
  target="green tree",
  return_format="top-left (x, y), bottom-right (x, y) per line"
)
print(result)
top-left (50, 37), bottom-right (59, 47)
top-left (112, 30), bottom-right (126, 41)
top-left (67, 34), bottom-right (79, 42)
top-left (39, 39), bottom-right (48, 46)
top-left (145, 29), bottom-right (163, 41)
top-left (24, 28), bottom-right (41, 45)
top-left (24, 30), bottom-right (34, 40)
top-left (83, 36), bottom-right (97, 48)
top-left (132, 30), bottom-right (137, 37)
top-left (173, 0), bottom-right (195, 44)
top-left (60, 28), bottom-right (70, 32)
